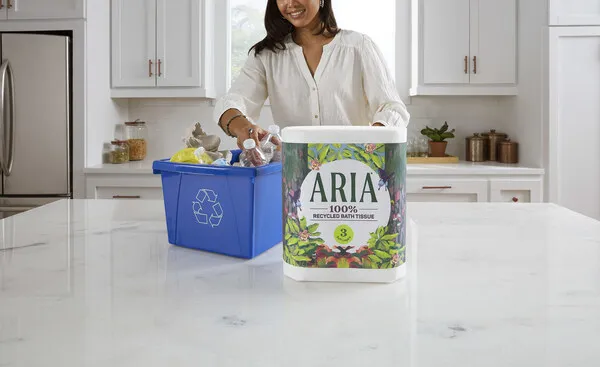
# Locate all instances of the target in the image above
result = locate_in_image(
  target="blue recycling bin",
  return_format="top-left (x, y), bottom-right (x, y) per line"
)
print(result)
top-left (152, 151), bottom-right (282, 259)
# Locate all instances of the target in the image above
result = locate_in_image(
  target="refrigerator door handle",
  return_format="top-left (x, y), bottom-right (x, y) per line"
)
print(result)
top-left (0, 60), bottom-right (6, 175)
top-left (2, 60), bottom-right (15, 176)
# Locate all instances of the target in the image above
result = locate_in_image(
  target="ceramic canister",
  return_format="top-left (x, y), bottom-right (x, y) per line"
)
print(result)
top-left (281, 126), bottom-right (407, 283)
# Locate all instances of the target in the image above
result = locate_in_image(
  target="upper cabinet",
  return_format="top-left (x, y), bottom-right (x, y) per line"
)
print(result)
top-left (110, 0), bottom-right (214, 98)
top-left (0, 0), bottom-right (85, 20)
top-left (549, 0), bottom-right (600, 26)
top-left (410, 0), bottom-right (517, 96)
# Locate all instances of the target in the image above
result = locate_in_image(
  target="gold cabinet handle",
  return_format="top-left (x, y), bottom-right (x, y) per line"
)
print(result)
top-left (148, 59), bottom-right (153, 77)
top-left (473, 56), bottom-right (477, 74)
top-left (464, 56), bottom-right (468, 74)
top-left (112, 195), bottom-right (141, 199)
top-left (422, 186), bottom-right (452, 190)
top-left (157, 59), bottom-right (162, 76)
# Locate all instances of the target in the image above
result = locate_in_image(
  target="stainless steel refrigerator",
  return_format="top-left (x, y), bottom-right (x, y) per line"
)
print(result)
top-left (0, 32), bottom-right (72, 218)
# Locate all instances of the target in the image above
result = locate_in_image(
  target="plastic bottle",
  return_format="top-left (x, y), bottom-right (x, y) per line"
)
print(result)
top-left (193, 147), bottom-right (214, 164)
top-left (260, 124), bottom-right (282, 162)
top-left (239, 139), bottom-right (267, 167)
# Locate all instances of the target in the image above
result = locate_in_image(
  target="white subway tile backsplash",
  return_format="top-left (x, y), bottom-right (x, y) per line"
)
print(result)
top-left (124, 96), bottom-right (513, 161)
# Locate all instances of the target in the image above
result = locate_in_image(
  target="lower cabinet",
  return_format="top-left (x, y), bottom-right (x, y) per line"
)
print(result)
top-left (85, 173), bottom-right (544, 203)
top-left (406, 177), bottom-right (544, 203)
top-left (489, 179), bottom-right (543, 203)
top-left (406, 179), bottom-right (489, 202)
top-left (85, 175), bottom-right (163, 200)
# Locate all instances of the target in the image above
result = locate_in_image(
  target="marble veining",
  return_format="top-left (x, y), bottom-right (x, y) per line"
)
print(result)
top-left (0, 199), bottom-right (599, 366)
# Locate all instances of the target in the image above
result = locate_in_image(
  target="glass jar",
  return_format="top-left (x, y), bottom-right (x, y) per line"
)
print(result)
top-left (417, 136), bottom-right (429, 157)
top-left (407, 137), bottom-right (416, 157)
top-left (124, 119), bottom-right (148, 161)
top-left (109, 140), bottom-right (129, 164)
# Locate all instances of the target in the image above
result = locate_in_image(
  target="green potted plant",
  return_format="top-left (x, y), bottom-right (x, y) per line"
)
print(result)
top-left (420, 121), bottom-right (455, 157)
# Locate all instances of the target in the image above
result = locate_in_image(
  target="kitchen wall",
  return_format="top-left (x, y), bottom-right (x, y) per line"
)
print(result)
top-left (100, 0), bottom-right (547, 167)
top-left (86, 0), bottom-right (128, 167)
top-left (125, 96), bottom-right (507, 161)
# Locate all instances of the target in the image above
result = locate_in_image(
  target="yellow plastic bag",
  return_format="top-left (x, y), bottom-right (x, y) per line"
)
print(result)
top-left (170, 147), bottom-right (213, 164)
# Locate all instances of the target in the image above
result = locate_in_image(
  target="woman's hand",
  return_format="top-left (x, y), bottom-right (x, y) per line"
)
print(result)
top-left (229, 118), bottom-right (267, 149)
top-left (219, 109), bottom-right (267, 149)
top-left (372, 122), bottom-right (385, 127)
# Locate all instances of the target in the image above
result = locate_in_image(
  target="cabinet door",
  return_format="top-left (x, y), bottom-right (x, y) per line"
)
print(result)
top-left (406, 179), bottom-right (488, 202)
top-left (469, 0), bottom-right (517, 84)
top-left (8, 0), bottom-right (84, 19)
top-left (422, 0), bottom-right (470, 84)
top-left (549, 0), bottom-right (600, 25)
top-left (111, 0), bottom-right (156, 88)
top-left (549, 27), bottom-right (600, 220)
top-left (155, 0), bottom-right (201, 87)
top-left (489, 179), bottom-right (543, 203)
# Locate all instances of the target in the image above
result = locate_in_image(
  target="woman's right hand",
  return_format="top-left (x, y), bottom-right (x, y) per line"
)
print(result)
top-left (219, 109), bottom-right (266, 149)
top-left (228, 116), bottom-right (267, 150)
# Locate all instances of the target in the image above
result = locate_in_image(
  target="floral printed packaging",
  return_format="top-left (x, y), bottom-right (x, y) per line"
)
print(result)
top-left (281, 126), bottom-right (407, 283)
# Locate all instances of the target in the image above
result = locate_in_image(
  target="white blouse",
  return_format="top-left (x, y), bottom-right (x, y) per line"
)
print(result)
top-left (213, 29), bottom-right (410, 131)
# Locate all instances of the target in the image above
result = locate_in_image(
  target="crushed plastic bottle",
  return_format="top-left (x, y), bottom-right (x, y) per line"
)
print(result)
top-left (260, 124), bottom-right (282, 162)
top-left (239, 138), bottom-right (267, 167)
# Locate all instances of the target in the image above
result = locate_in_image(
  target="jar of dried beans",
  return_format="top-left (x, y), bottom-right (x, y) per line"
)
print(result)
top-left (124, 119), bottom-right (148, 161)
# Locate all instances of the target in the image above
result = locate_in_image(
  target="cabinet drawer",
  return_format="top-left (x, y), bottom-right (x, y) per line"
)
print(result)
top-left (96, 186), bottom-right (163, 200)
top-left (406, 179), bottom-right (488, 202)
top-left (489, 179), bottom-right (543, 203)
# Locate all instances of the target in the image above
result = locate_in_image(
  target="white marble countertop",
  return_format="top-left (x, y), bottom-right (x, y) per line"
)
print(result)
top-left (84, 160), bottom-right (544, 176)
top-left (1, 199), bottom-right (597, 366)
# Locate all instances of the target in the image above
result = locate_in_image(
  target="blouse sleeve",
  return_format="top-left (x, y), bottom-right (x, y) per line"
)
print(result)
top-left (213, 52), bottom-right (268, 125)
top-left (360, 35), bottom-right (410, 128)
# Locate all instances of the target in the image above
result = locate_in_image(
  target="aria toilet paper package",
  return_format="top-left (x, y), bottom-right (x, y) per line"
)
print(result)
top-left (281, 126), bottom-right (407, 283)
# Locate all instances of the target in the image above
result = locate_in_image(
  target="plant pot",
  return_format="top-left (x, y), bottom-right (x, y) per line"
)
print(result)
top-left (428, 141), bottom-right (447, 157)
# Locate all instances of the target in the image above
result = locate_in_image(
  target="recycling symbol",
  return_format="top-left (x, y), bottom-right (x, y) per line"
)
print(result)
top-left (192, 189), bottom-right (223, 227)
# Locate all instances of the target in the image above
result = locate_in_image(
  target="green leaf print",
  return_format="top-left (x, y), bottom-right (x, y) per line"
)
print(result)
top-left (374, 250), bottom-right (391, 259)
top-left (318, 146), bottom-right (329, 162)
top-left (371, 154), bottom-right (383, 169)
top-left (300, 217), bottom-right (307, 230)
top-left (307, 223), bottom-right (319, 233)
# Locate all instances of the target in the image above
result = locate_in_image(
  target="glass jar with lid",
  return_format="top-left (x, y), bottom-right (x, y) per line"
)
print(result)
top-left (109, 140), bottom-right (129, 164)
top-left (124, 119), bottom-right (148, 161)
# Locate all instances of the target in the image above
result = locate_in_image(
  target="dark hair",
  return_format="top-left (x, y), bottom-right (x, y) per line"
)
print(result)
top-left (249, 0), bottom-right (339, 56)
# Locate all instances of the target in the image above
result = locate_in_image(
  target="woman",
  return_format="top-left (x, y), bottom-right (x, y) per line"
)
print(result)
top-left (214, 0), bottom-right (410, 148)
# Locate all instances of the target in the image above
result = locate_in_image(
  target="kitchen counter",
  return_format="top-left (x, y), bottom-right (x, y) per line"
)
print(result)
top-left (84, 160), bottom-right (544, 176)
top-left (2, 199), bottom-right (597, 366)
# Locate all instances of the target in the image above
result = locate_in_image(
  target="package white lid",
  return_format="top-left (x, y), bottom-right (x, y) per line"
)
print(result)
top-left (281, 126), bottom-right (407, 144)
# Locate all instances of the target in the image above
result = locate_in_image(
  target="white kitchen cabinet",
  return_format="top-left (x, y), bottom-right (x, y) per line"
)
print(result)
top-left (411, 0), bottom-right (517, 96)
top-left (549, 0), bottom-right (600, 26)
top-left (0, 0), bottom-right (85, 20)
top-left (406, 179), bottom-right (488, 202)
top-left (548, 27), bottom-right (600, 221)
top-left (489, 179), bottom-right (543, 203)
top-left (110, 0), bottom-right (214, 98)
top-left (85, 175), bottom-right (163, 200)
top-left (155, 0), bottom-right (201, 87)
top-left (111, 0), bottom-right (156, 88)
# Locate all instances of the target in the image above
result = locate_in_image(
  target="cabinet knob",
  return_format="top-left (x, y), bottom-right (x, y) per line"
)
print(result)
top-left (512, 197), bottom-right (518, 203)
